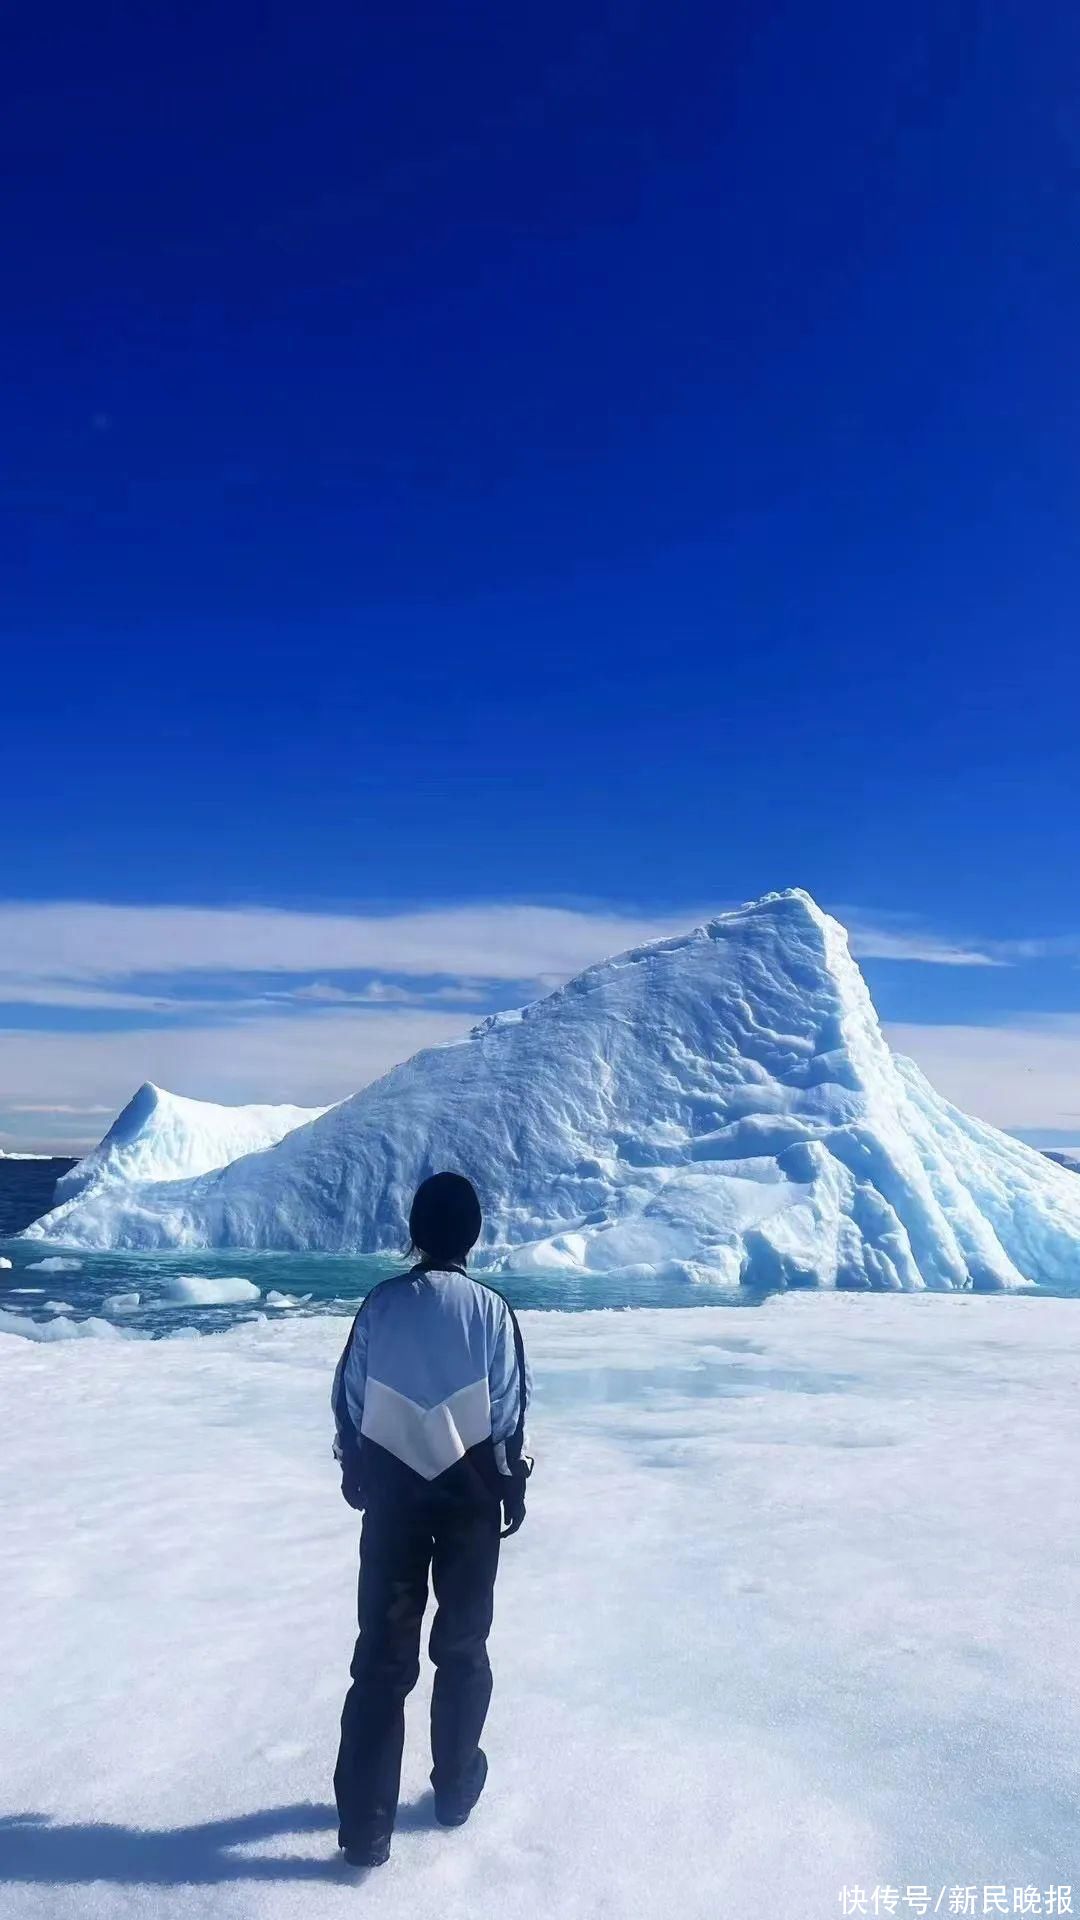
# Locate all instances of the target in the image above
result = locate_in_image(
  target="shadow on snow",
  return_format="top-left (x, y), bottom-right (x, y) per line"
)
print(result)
top-left (0, 1799), bottom-right (440, 1884)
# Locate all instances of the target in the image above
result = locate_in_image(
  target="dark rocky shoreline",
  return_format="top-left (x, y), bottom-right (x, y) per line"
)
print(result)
top-left (0, 1157), bottom-right (78, 1236)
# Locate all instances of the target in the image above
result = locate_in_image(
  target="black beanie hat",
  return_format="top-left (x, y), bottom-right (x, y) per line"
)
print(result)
top-left (409, 1172), bottom-right (482, 1266)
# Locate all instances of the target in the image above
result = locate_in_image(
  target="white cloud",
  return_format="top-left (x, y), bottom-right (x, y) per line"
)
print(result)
top-left (269, 979), bottom-right (486, 1008)
top-left (886, 1018), bottom-right (1080, 1131)
top-left (0, 896), bottom-right (1005, 1014)
top-left (9, 1104), bottom-right (116, 1116)
top-left (0, 981), bottom-right (207, 1012)
top-left (841, 912), bottom-right (1002, 968)
top-left (0, 901), bottom-right (703, 991)
top-left (0, 1008), bottom-right (475, 1150)
top-left (0, 977), bottom-right (490, 1015)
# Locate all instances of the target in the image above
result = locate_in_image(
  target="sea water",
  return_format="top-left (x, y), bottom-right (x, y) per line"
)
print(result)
top-left (0, 1241), bottom-right (763, 1334)
top-left (3, 1240), bottom-right (1079, 1336)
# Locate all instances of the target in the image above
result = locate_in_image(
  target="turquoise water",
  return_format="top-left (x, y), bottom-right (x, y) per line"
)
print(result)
top-left (3, 1241), bottom-right (1077, 1337)
top-left (0, 1242), bottom-right (761, 1335)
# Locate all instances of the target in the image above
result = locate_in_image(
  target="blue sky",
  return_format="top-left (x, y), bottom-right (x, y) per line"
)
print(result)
top-left (4, 2), bottom-right (1080, 1149)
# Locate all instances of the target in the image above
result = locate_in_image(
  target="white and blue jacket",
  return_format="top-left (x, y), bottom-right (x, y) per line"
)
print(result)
top-left (332, 1265), bottom-right (531, 1509)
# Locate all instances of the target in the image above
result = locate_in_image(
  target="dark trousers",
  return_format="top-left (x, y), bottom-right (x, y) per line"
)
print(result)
top-left (334, 1497), bottom-right (501, 1846)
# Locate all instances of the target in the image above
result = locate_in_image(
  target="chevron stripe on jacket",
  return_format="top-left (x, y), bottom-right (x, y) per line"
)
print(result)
top-left (332, 1264), bottom-right (531, 1509)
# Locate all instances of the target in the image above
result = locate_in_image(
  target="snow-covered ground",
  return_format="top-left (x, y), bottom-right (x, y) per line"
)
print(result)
top-left (1, 1295), bottom-right (1077, 1919)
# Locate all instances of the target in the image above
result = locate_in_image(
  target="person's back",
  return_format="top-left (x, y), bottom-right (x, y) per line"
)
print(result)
top-left (331, 1173), bottom-right (531, 1868)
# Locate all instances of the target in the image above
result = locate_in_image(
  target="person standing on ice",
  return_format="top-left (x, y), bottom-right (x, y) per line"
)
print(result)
top-left (330, 1171), bottom-right (532, 1868)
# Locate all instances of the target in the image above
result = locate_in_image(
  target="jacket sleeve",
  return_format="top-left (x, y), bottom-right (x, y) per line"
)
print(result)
top-left (331, 1308), bottom-right (369, 1504)
top-left (489, 1300), bottom-right (532, 1479)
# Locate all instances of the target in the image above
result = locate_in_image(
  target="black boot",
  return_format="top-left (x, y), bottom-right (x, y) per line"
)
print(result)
top-left (434, 1748), bottom-right (488, 1829)
top-left (342, 1834), bottom-right (391, 1868)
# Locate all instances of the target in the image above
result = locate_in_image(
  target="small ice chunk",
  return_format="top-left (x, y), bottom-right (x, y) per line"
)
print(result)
top-left (0, 1256), bottom-right (12, 1269)
top-left (264, 1290), bottom-right (313, 1308)
top-left (0, 1309), bottom-right (124, 1342)
top-left (26, 1257), bottom-right (83, 1273)
top-left (104, 1292), bottom-right (141, 1312)
top-left (165, 1274), bottom-right (261, 1306)
top-left (42, 1300), bottom-right (74, 1313)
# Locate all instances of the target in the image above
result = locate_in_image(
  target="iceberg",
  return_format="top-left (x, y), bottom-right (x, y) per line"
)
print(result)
top-left (50, 1082), bottom-right (328, 1205)
top-left (24, 891), bottom-right (1080, 1290)
top-left (163, 1274), bottom-right (262, 1306)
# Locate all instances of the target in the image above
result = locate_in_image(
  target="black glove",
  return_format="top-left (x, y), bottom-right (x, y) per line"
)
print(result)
top-left (337, 1440), bottom-right (366, 1512)
top-left (500, 1474), bottom-right (527, 1538)
top-left (340, 1469), bottom-right (365, 1512)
